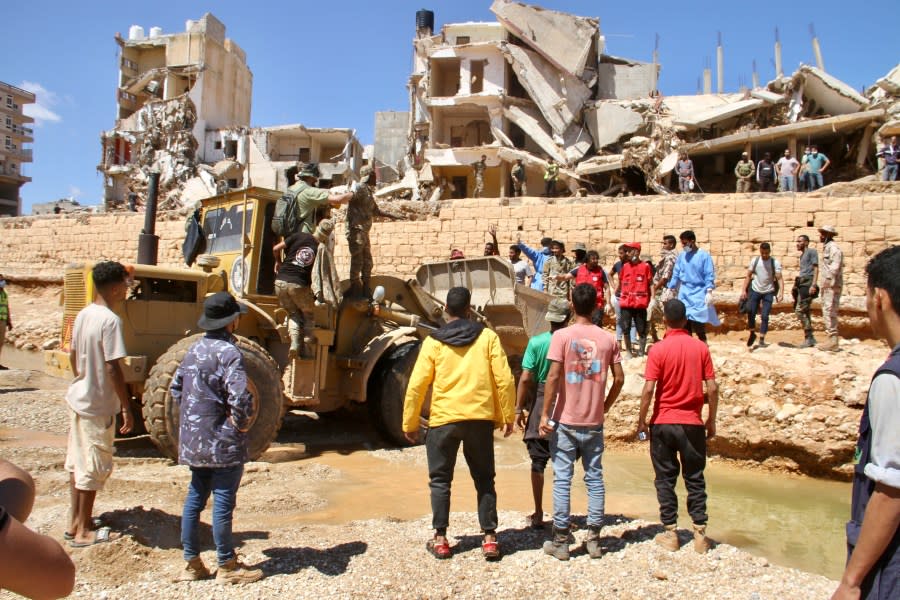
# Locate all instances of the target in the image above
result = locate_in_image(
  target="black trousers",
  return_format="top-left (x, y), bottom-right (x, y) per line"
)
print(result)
top-left (687, 319), bottom-right (707, 342)
top-left (620, 307), bottom-right (647, 338)
top-left (425, 420), bottom-right (497, 534)
top-left (650, 424), bottom-right (708, 526)
top-left (591, 307), bottom-right (605, 327)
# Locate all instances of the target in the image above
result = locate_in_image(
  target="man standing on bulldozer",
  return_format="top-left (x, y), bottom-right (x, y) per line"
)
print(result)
top-left (347, 165), bottom-right (397, 297)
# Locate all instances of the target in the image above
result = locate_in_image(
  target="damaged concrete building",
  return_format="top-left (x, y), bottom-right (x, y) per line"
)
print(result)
top-left (390, 0), bottom-right (899, 199)
top-left (98, 12), bottom-right (361, 210)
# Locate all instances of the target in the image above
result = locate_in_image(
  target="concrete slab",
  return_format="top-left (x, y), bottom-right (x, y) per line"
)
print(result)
top-left (575, 154), bottom-right (624, 175)
top-left (673, 98), bottom-right (765, 128)
top-left (562, 123), bottom-right (593, 163)
top-left (500, 43), bottom-right (592, 136)
top-left (875, 63), bottom-right (900, 95)
top-left (795, 65), bottom-right (868, 116)
top-left (502, 105), bottom-right (567, 164)
top-left (584, 103), bottom-right (644, 149)
top-left (596, 57), bottom-right (656, 100)
top-left (490, 0), bottom-right (598, 78)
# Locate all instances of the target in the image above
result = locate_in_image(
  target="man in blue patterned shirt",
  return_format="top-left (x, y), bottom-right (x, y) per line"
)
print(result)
top-left (170, 292), bottom-right (262, 585)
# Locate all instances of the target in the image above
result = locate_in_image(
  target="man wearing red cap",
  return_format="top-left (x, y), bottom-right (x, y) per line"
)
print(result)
top-left (619, 242), bottom-right (653, 357)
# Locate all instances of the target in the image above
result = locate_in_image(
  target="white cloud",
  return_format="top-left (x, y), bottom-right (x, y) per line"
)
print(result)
top-left (19, 81), bottom-right (62, 126)
top-left (68, 186), bottom-right (82, 200)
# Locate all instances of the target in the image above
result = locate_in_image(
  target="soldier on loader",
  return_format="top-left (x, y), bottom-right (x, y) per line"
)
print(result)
top-left (347, 166), bottom-right (398, 297)
top-left (289, 164), bottom-right (352, 235)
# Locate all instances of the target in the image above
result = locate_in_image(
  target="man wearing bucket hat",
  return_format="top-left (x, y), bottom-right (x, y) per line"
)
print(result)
top-left (289, 163), bottom-right (352, 236)
top-left (816, 225), bottom-right (843, 351)
top-left (170, 292), bottom-right (263, 584)
top-left (515, 298), bottom-right (570, 530)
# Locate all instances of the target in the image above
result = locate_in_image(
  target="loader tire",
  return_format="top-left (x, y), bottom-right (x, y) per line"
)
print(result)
top-left (143, 334), bottom-right (285, 461)
top-left (368, 341), bottom-right (426, 446)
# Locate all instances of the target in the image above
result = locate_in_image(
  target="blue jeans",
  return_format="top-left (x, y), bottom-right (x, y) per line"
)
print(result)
top-left (182, 464), bottom-right (244, 565)
top-left (550, 424), bottom-right (605, 530)
top-left (884, 164), bottom-right (898, 181)
top-left (747, 289), bottom-right (774, 335)
top-left (780, 175), bottom-right (796, 192)
top-left (807, 172), bottom-right (823, 190)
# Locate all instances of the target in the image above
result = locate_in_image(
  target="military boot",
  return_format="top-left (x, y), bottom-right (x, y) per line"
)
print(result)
top-left (819, 335), bottom-right (840, 352)
top-left (797, 330), bottom-right (816, 348)
top-left (174, 557), bottom-right (210, 582)
top-left (692, 523), bottom-right (711, 553)
top-left (542, 527), bottom-right (570, 561)
top-left (216, 556), bottom-right (263, 585)
top-left (654, 524), bottom-right (680, 552)
top-left (583, 526), bottom-right (603, 559)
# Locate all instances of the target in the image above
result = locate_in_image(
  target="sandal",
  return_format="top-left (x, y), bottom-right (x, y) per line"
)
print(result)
top-left (426, 537), bottom-right (452, 559)
top-left (64, 517), bottom-right (105, 541)
top-left (482, 537), bottom-right (501, 561)
top-left (69, 526), bottom-right (119, 548)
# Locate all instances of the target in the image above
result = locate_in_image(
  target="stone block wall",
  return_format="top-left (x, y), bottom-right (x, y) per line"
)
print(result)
top-left (2, 192), bottom-right (899, 301)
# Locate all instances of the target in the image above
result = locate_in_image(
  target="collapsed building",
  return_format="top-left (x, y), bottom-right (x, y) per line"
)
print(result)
top-left (385, 0), bottom-right (900, 199)
top-left (98, 13), bottom-right (361, 210)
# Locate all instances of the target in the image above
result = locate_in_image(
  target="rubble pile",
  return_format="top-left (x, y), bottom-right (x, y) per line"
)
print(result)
top-left (394, 0), bottom-right (900, 199)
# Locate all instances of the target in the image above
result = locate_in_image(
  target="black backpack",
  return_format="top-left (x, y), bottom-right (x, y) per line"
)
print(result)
top-left (272, 188), bottom-right (301, 237)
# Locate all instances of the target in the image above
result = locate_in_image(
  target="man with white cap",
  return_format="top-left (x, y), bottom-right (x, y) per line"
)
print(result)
top-left (816, 225), bottom-right (843, 351)
top-left (734, 152), bottom-right (755, 193)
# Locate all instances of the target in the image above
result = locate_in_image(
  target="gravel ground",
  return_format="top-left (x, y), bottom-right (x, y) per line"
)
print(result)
top-left (0, 367), bottom-right (839, 600)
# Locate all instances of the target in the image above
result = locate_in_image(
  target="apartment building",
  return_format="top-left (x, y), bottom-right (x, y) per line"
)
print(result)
top-left (0, 81), bottom-right (35, 216)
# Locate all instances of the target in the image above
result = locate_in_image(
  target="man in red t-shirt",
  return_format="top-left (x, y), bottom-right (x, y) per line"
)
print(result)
top-left (637, 298), bottom-right (718, 554)
top-left (539, 284), bottom-right (624, 561)
top-left (619, 242), bottom-right (653, 357)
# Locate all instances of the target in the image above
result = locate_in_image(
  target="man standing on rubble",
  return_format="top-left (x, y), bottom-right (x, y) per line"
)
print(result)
top-left (543, 241), bottom-right (574, 306)
top-left (734, 152), bottom-right (755, 193)
top-left (518, 236), bottom-right (553, 292)
top-left (740, 242), bottom-right (784, 349)
top-left (511, 159), bottom-right (527, 196)
top-left (472, 155), bottom-right (487, 198)
top-left (792, 234), bottom-right (819, 348)
top-left (648, 235), bottom-right (678, 343)
top-left (877, 136), bottom-right (899, 181)
top-left (817, 225), bottom-right (843, 352)
top-left (776, 149), bottom-right (800, 192)
top-left (544, 159), bottom-right (559, 198)
top-left (619, 242), bottom-right (653, 357)
top-left (676, 152), bottom-right (695, 194)
top-left (756, 152), bottom-right (777, 192)
top-left (667, 230), bottom-right (716, 343)
top-left (803, 146), bottom-right (831, 192)
top-left (290, 164), bottom-right (352, 235)
top-left (347, 166), bottom-right (395, 297)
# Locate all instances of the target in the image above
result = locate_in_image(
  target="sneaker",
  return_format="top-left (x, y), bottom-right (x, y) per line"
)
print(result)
top-left (216, 556), bottom-right (263, 585)
top-left (174, 557), bottom-right (210, 582)
top-left (654, 526), bottom-right (680, 552)
top-left (746, 331), bottom-right (757, 347)
top-left (692, 524), bottom-right (711, 553)
top-left (583, 527), bottom-right (603, 559)
top-left (542, 527), bottom-right (570, 561)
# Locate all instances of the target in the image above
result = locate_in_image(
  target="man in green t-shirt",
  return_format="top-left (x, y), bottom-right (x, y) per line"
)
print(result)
top-left (287, 164), bottom-right (352, 235)
top-left (515, 298), bottom-right (569, 529)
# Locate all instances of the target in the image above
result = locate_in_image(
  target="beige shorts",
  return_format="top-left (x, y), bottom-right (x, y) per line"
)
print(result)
top-left (64, 409), bottom-right (116, 491)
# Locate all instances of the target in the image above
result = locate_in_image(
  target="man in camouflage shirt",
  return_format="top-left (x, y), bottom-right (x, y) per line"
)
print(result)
top-left (289, 164), bottom-right (352, 235)
top-left (472, 155), bottom-right (487, 198)
top-left (649, 235), bottom-right (678, 342)
top-left (347, 166), bottom-right (395, 296)
top-left (170, 292), bottom-right (262, 585)
top-left (543, 240), bottom-right (574, 305)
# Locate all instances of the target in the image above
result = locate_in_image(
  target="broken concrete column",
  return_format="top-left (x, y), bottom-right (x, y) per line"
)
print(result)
top-left (584, 103), bottom-right (644, 150)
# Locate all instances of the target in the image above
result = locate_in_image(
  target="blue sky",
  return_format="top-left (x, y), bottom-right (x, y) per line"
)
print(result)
top-left (7, 0), bottom-right (896, 213)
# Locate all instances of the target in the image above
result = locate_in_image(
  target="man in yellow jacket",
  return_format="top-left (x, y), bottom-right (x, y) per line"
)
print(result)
top-left (403, 286), bottom-right (516, 561)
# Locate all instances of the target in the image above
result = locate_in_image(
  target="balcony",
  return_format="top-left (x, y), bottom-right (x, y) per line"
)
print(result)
top-left (2, 147), bottom-right (32, 161)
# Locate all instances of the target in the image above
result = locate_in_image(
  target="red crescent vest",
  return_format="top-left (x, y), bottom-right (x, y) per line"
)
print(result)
top-left (619, 261), bottom-right (652, 309)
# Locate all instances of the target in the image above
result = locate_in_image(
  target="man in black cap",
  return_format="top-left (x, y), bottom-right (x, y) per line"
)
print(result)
top-left (171, 291), bottom-right (263, 584)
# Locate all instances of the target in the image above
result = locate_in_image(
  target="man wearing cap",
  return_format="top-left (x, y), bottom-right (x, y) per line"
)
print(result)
top-left (472, 155), bottom-right (487, 198)
top-left (171, 292), bottom-right (263, 584)
top-left (817, 225), bottom-right (843, 351)
top-left (571, 242), bottom-right (588, 268)
top-left (516, 298), bottom-right (570, 530)
top-left (637, 298), bottom-right (718, 554)
top-left (449, 249), bottom-right (465, 260)
top-left (667, 230), bottom-right (716, 343)
top-left (734, 152), bottom-right (755, 193)
top-left (273, 220), bottom-right (332, 358)
top-left (289, 163), bottom-right (352, 236)
top-left (619, 242), bottom-right (654, 357)
top-left (347, 166), bottom-right (395, 297)
top-left (403, 287), bottom-right (516, 561)
top-left (543, 241), bottom-right (574, 305)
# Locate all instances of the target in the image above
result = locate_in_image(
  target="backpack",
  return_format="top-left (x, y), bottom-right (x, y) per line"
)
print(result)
top-left (752, 256), bottom-right (779, 295)
top-left (272, 189), bottom-right (300, 237)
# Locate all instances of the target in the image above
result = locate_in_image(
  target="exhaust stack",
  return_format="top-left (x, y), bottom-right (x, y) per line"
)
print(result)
top-left (136, 171), bottom-right (160, 266)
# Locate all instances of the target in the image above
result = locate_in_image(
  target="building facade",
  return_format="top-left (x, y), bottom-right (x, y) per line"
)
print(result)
top-left (0, 81), bottom-right (35, 216)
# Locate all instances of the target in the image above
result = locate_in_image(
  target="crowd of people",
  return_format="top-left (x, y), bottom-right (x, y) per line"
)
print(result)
top-left (401, 244), bottom-right (900, 600)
